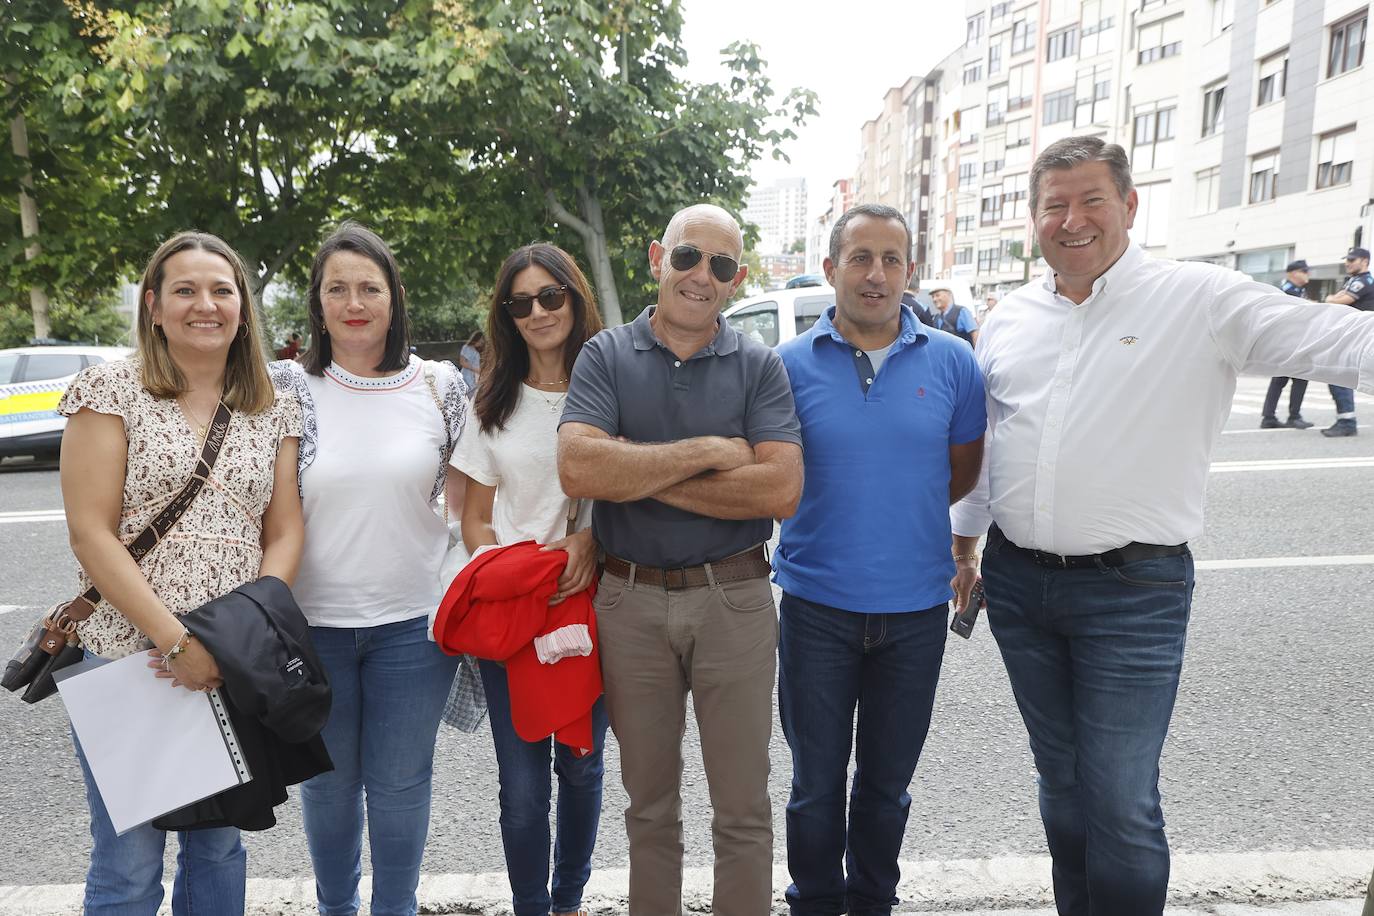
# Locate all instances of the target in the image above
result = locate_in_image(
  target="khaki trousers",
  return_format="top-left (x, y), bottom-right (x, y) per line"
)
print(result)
top-left (594, 566), bottom-right (778, 916)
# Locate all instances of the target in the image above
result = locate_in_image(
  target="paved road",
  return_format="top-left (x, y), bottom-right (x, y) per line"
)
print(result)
top-left (1, 376), bottom-right (1371, 892)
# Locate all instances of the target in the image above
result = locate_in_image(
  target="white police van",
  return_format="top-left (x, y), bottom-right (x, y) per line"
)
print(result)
top-left (0, 345), bottom-right (131, 460)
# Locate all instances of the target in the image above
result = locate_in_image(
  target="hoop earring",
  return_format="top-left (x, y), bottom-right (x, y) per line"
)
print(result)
top-left (237, 323), bottom-right (249, 340)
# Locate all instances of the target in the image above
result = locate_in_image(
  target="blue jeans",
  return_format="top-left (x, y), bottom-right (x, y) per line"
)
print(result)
top-left (76, 731), bottom-right (245, 915)
top-left (981, 527), bottom-right (1194, 916)
top-left (1330, 384), bottom-right (1357, 420)
top-left (478, 659), bottom-right (609, 916)
top-left (301, 616), bottom-right (460, 916)
top-left (777, 593), bottom-right (948, 916)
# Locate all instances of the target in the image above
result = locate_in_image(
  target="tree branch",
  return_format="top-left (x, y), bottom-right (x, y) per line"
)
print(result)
top-left (545, 186), bottom-right (593, 240)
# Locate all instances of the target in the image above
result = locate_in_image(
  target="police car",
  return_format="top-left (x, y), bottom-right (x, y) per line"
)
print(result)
top-left (0, 345), bottom-right (131, 460)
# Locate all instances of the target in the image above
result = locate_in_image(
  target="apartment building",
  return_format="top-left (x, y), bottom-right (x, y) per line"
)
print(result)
top-left (805, 179), bottom-right (854, 274)
top-left (851, 0), bottom-right (1372, 297)
top-left (743, 177), bottom-right (809, 256)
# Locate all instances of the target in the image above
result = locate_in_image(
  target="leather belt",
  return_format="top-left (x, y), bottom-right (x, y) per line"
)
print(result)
top-left (602, 544), bottom-right (770, 590)
top-left (991, 525), bottom-right (1187, 570)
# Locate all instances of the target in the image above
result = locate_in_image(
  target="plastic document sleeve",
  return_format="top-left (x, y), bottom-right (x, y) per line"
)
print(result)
top-left (56, 653), bottom-right (251, 835)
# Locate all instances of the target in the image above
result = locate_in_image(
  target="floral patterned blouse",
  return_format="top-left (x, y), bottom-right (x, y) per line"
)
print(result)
top-left (57, 358), bottom-right (302, 659)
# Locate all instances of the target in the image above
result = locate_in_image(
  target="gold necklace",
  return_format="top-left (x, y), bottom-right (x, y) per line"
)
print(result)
top-left (528, 377), bottom-right (569, 386)
top-left (179, 397), bottom-right (212, 440)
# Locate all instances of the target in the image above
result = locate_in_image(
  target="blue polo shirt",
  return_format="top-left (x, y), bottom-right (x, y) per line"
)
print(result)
top-left (773, 306), bottom-right (986, 613)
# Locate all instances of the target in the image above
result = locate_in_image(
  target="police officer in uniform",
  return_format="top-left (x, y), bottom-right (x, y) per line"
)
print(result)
top-left (1321, 247), bottom-right (1374, 437)
top-left (1260, 259), bottom-right (1314, 429)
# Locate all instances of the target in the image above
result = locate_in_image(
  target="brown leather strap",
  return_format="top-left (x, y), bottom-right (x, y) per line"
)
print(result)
top-left (602, 544), bottom-right (769, 590)
top-left (56, 400), bottom-right (233, 628)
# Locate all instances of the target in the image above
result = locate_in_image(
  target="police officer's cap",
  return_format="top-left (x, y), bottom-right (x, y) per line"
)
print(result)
top-left (1286, 259), bottom-right (1309, 272)
top-left (1345, 247), bottom-right (1371, 261)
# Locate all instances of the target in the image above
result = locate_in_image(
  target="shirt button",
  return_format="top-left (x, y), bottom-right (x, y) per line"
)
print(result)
top-left (865, 377), bottom-right (873, 384)
top-left (855, 350), bottom-right (863, 358)
top-left (673, 360), bottom-right (681, 367)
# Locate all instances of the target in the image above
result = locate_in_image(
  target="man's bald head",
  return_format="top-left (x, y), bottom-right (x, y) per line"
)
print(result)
top-left (662, 204), bottom-right (744, 257)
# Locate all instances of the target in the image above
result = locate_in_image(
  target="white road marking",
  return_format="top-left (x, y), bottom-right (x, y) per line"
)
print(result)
top-left (1211, 456), bottom-right (1374, 472)
top-left (0, 510), bottom-right (64, 525)
top-left (0, 605), bottom-right (31, 616)
top-left (0, 849), bottom-right (1368, 915)
top-left (1196, 554), bottom-right (1374, 570)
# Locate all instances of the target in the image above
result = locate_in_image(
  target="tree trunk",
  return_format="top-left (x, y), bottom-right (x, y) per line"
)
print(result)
top-left (10, 112), bottom-right (51, 340)
top-left (545, 186), bottom-right (624, 326)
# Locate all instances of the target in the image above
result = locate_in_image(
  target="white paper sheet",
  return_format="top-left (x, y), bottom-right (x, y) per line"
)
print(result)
top-left (57, 651), bottom-right (248, 834)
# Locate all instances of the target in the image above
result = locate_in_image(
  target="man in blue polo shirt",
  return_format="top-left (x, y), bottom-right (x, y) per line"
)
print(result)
top-left (773, 203), bottom-right (986, 916)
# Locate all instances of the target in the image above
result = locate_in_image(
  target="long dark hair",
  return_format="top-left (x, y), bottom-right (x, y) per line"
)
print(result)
top-left (301, 221), bottom-right (411, 376)
top-left (475, 243), bottom-right (602, 433)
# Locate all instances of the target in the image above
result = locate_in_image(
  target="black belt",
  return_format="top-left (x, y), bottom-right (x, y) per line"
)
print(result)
top-left (601, 545), bottom-right (770, 590)
top-left (990, 525), bottom-right (1187, 570)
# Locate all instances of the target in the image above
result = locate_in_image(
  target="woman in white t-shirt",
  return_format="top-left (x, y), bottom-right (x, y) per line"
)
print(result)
top-left (270, 222), bottom-right (469, 916)
top-left (449, 243), bottom-right (608, 916)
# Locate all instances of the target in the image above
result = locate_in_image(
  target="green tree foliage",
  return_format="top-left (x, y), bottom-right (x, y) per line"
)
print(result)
top-left (0, 292), bottom-right (130, 348)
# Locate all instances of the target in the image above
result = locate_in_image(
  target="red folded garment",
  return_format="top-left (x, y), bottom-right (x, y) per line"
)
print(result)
top-left (432, 541), bottom-right (602, 756)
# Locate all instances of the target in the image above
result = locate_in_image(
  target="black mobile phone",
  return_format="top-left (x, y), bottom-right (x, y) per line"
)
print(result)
top-left (950, 579), bottom-right (986, 640)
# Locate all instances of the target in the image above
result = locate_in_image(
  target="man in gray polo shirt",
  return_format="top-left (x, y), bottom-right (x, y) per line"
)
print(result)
top-left (559, 202), bottom-right (803, 916)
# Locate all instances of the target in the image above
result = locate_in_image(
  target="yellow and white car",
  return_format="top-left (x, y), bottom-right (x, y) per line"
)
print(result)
top-left (0, 345), bottom-right (131, 461)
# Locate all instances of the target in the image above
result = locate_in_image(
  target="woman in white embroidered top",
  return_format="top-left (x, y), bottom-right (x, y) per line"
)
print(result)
top-left (269, 222), bottom-right (466, 916)
top-left (450, 243), bottom-right (608, 916)
top-left (59, 231), bottom-right (304, 915)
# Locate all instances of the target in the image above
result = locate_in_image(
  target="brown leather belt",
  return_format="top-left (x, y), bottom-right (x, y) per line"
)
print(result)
top-left (602, 544), bottom-right (770, 590)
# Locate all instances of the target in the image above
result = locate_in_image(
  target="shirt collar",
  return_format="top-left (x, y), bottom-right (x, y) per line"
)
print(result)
top-left (1040, 242), bottom-right (1146, 302)
top-left (631, 306), bottom-right (739, 357)
top-left (812, 304), bottom-right (926, 351)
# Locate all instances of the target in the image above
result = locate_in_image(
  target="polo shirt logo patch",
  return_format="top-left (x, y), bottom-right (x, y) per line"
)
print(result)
top-left (917, 387), bottom-right (925, 397)
top-left (1119, 336), bottom-right (1139, 345)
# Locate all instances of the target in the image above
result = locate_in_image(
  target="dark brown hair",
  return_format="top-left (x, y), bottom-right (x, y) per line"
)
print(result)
top-left (301, 221), bottom-right (411, 376)
top-left (475, 244), bottom-right (603, 433)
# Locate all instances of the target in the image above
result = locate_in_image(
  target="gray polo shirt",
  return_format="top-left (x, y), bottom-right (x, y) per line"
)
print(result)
top-left (560, 307), bottom-right (802, 567)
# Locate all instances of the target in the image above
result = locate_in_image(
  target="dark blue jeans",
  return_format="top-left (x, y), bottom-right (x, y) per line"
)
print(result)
top-left (478, 659), bottom-right (609, 916)
top-left (982, 528), bottom-right (1194, 916)
top-left (777, 593), bottom-right (948, 916)
top-left (1330, 384), bottom-right (1357, 421)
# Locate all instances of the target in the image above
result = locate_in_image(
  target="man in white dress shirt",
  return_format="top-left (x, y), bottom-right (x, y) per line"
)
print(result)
top-left (950, 136), bottom-right (1374, 916)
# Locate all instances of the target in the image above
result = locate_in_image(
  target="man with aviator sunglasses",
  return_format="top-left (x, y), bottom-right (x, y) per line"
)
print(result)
top-left (558, 203), bottom-right (803, 916)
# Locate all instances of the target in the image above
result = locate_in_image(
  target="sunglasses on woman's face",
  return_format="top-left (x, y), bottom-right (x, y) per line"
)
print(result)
top-left (502, 285), bottom-right (569, 319)
top-left (669, 244), bottom-right (740, 283)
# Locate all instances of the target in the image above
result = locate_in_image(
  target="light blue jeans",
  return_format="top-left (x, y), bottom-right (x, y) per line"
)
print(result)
top-left (301, 615), bottom-right (460, 916)
top-left (76, 731), bottom-right (246, 915)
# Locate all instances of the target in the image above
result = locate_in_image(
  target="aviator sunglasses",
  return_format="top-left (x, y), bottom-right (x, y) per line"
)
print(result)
top-left (669, 244), bottom-right (740, 283)
top-left (502, 285), bottom-right (569, 319)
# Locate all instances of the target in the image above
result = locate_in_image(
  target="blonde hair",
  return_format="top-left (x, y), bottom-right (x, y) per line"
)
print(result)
top-left (135, 232), bottom-right (275, 413)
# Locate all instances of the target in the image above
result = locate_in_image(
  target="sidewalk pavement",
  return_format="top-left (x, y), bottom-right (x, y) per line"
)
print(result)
top-left (1, 849), bottom-right (1369, 914)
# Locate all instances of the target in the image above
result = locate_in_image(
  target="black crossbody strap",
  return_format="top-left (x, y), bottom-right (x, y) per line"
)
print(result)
top-left (62, 400), bottom-right (233, 623)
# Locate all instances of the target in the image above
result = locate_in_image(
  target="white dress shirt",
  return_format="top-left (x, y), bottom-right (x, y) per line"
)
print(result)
top-left (951, 244), bottom-right (1374, 554)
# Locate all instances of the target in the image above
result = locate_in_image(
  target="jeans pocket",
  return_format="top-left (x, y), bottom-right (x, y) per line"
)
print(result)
top-left (1106, 553), bottom-right (1191, 589)
top-left (715, 576), bottom-right (775, 613)
top-left (593, 573), bottom-right (629, 612)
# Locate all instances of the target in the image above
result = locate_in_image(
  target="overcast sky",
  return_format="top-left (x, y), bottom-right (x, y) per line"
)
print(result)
top-left (679, 1), bottom-right (965, 220)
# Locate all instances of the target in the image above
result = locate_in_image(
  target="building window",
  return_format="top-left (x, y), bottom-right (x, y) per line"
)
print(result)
top-left (967, 13), bottom-right (986, 46)
top-left (1257, 50), bottom-right (1288, 105)
top-left (1075, 65), bottom-right (1111, 127)
top-left (1043, 88), bottom-right (1076, 125)
top-left (964, 62), bottom-right (984, 85)
top-left (981, 188), bottom-right (1002, 225)
top-left (988, 42), bottom-right (1003, 75)
top-left (956, 214), bottom-right (976, 233)
top-left (990, 1), bottom-right (1011, 26)
top-left (1316, 127), bottom-right (1356, 188)
top-left (1080, 0), bottom-right (1116, 57)
top-left (1137, 16), bottom-right (1183, 64)
top-left (955, 246), bottom-right (975, 265)
top-left (1007, 64), bottom-right (1033, 111)
top-left (1201, 83), bottom-right (1225, 137)
top-left (1249, 150), bottom-right (1279, 202)
top-left (1131, 182), bottom-right (1171, 247)
top-left (978, 247), bottom-right (999, 272)
top-left (1132, 106), bottom-right (1176, 170)
top-left (959, 161), bottom-right (978, 189)
top-left (1209, 0), bottom-right (1235, 37)
top-left (1194, 166), bottom-right (1221, 214)
top-left (1005, 117), bottom-right (1031, 152)
top-left (984, 157), bottom-right (1006, 175)
top-left (1011, 19), bottom-right (1034, 54)
top-left (959, 106), bottom-right (981, 144)
top-left (1001, 173), bottom-right (1029, 221)
top-left (1047, 26), bottom-right (1080, 62)
top-left (1328, 13), bottom-right (1366, 77)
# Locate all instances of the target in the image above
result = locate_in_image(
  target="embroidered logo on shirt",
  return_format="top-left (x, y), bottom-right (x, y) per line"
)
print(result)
top-left (1119, 336), bottom-right (1139, 346)
top-left (917, 387), bottom-right (925, 397)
